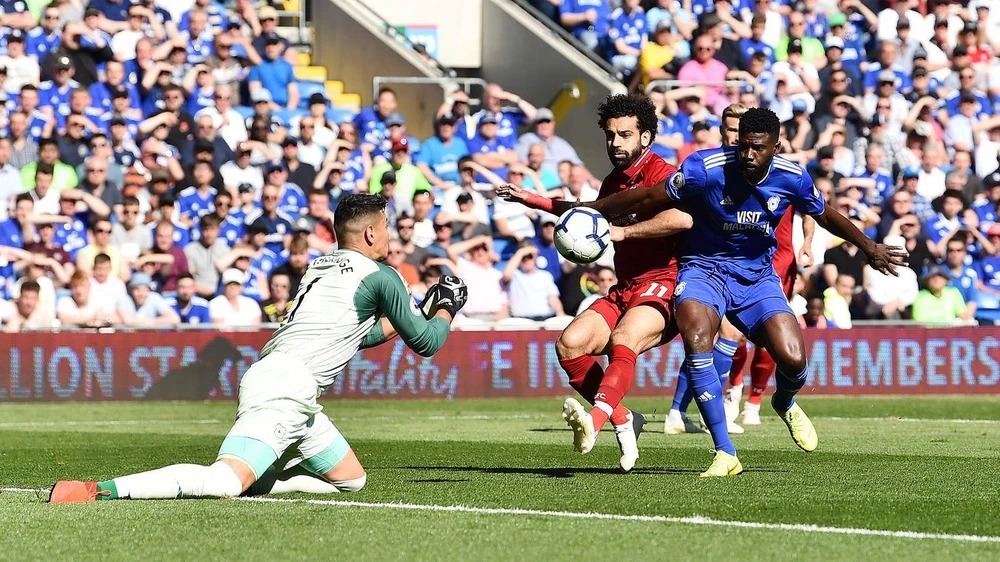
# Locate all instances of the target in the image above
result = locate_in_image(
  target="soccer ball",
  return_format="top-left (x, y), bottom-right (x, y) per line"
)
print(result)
top-left (553, 207), bottom-right (611, 264)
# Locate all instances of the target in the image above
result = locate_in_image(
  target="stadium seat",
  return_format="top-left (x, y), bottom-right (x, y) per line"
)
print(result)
top-left (325, 80), bottom-right (345, 96)
top-left (233, 106), bottom-right (255, 120)
top-left (294, 66), bottom-right (327, 83)
top-left (296, 52), bottom-right (311, 67)
top-left (274, 108), bottom-right (310, 127)
top-left (332, 93), bottom-right (362, 110)
top-left (326, 107), bottom-right (356, 125)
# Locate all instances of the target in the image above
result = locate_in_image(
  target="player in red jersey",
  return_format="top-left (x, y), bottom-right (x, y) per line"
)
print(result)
top-left (662, 105), bottom-right (814, 434)
top-left (497, 94), bottom-right (692, 471)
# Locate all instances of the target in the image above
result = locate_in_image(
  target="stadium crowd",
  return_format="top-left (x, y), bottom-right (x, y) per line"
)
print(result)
top-left (1, 0), bottom-right (1000, 332)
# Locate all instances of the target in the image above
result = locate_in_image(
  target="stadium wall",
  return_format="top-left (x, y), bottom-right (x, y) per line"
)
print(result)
top-left (358, 0), bottom-right (483, 68)
top-left (1, 329), bottom-right (999, 401)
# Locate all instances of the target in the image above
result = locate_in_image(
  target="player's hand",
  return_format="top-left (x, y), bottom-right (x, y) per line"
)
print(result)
top-left (496, 183), bottom-right (528, 203)
top-left (798, 246), bottom-right (814, 268)
top-left (420, 275), bottom-right (468, 318)
top-left (609, 225), bottom-right (626, 242)
top-left (867, 243), bottom-right (909, 276)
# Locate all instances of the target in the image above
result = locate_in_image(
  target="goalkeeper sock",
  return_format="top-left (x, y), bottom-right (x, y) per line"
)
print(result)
top-left (108, 461), bottom-right (243, 499)
top-left (687, 353), bottom-right (736, 456)
top-left (559, 354), bottom-right (605, 404)
top-left (772, 361), bottom-right (808, 413)
top-left (590, 345), bottom-right (636, 432)
top-left (247, 466), bottom-right (367, 495)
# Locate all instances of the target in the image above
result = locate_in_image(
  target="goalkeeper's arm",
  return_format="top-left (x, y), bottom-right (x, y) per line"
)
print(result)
top-left (363, 266), bottom-right (460, 357)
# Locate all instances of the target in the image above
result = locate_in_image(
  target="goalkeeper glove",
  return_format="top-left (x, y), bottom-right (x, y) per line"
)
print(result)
top-left (420, 275), bottom-right (468, 318)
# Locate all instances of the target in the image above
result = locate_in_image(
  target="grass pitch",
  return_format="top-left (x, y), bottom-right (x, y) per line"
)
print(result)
top-left (2, 396), bottom-right (999, 561)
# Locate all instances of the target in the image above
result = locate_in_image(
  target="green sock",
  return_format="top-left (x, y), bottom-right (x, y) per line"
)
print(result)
top-left (96, 480), bottom-right (118, 500)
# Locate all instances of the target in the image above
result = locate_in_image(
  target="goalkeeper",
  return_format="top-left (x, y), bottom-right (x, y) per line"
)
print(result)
top-left (49, 194), bottom-right (468, 503)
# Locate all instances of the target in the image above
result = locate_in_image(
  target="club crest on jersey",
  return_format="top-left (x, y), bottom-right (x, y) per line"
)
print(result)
top-left (674, 282), bottom-right (686, 296)
top-left (767, 196), bottom-right (780, 212)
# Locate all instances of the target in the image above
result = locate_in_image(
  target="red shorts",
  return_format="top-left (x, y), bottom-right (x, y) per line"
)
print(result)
top-left (772, 251), bottom-right (796, 299)
top-left (587, 276), bottom-right (679, 344)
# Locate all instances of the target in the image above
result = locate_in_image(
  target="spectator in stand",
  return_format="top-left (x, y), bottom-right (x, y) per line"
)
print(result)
top-left (24, 219), bottom-right (74, 281)
top-left (209, 268), bottom-right (261, 326)
top-left (404, 190), bottom-right (434, 249)
top-left (386, 238), bottom-right (419, 286)
top-left (53, 190), bottom-right (93, 260)
top-left (206, 31), bottom-right (258, 105)
top-left (912, 266), bottom-right (968, 325)
top-left (396, 214), bottom-right (429, 268)
top-left (22, 164), bottom-right (58, 216)
top-left (823, 273), bottom-right (856, 329)
top-left (522, 142), bottom-right (562, 192)
top-left (195, 83), bottom-right (248, 151)
top-left (533, 217), bottom-right (564, 283)
top-left (515, 108), bottom-right (582, 178)
top-left (281, 137), bottom-right (317, 191)
top-left (863, 234), bottom-right (919, 319)
top-left (76, 217), bottom-right (127, 278)
top-left (416, 112), bottom-right (469, 189)
top-left (116, 272), bottom-right (179, 326)
top-left (168, 273), bottom-right (212, 324)
top-left (260, 271), bottom-right (293, 324)
top-left (184, 214), bottom-right (229, 299)
top-left (244, 183), bottom-right (294, 255)
top-left (447, 235), bottom-right (507, 322)
top-left (9, 110), bottom-right (39, 170)
top-left (374, 171), bottom-right (407, 229)
top-left (409, 263), bottom-right (443, 304)
top-left (575, 265), bottom-right (616, 315)
top-left (110, 4), bottom-right (165, 61)
top-left (220, 143), bottom-right (264, 194)
top-left (918, 143), bottom-right (948, 202)
top-left (560, 0), bottom-right (611, 53)
top-left (1, 280), bottom-right (55, 331)
top-left (2, 29), bottom-right (38, 93)
top-left (149, 220), bottom-right (190, 293)
top-left (942, 233), bottom-right (980, 321)
top-left (473, 83), bottom-right (538, 147)
top-left (251, 5), bottom-right (290, 57)
top-left (271, 237), bottom-right (310, 297)
top-left (470, 111), bottom-right (518, 181)
top-left (607, 0), bottom-right (645, 76)
top-left (354, 87), bottom-right (397, 149)
top-left (638, 20), bottom-right (679, 91)
top-left (550, 163), bottom-right (600, 202)
top-left (439, 158), bottom-right (491, 224)
top-left (22, 137), bottom-right (77, 191)
top-left (676, 34), bottom-right (728, 110)
top-left (298, 189), bottom-right (336, 254)
top-left (27, 5), bottom-right (64, 61)
top-left (927, 191), bottom-right (973, 256)
top-left (369, 138), bottom-right (431, 204)
top-left (248, 32), bottom-right (297, 110)
top-left (240, 220), bottom-right (281, 276)
top-left (77, 155), bottom-right (123, 221)
top-left (88, 252), bottom-right (127, 313)
top-left (56, 270), bottom-right (116, 328)
top-left (296, 119), bottom-right (326, 170)
top-left (800, 294), bottom-right (837, 328)
top-left (262, 161), bottom-right (307, 217)
top-left (111, 196), bottom-right (152, 263)
top-left (503, 241), bottom-right (565, 321)
top-left (492, 168), bottom-right (539, 244)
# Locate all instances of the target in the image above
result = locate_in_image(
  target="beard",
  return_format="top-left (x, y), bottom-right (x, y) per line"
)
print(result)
top-left (608, 144), bottom-right (643, 170)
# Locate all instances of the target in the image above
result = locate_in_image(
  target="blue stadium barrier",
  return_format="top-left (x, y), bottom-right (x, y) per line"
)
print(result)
top-left (327, 107), bottom-right (356, 125)
top-left (297, 81), bottom-right (327, 108)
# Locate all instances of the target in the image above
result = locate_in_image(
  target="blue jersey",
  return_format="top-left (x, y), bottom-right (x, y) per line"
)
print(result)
top-left (608, 7), bottom-right (646, 53)
top-left (803, 13), bottom-right (829, 39)
top-left (26, 28), bottom-right (61, 59)
top-left (944, 91), bottom-right (991, 119)
top-left (186, 31), bottom-right (216, 65)
top-left (38, 80), bottom-right (79, 117)
top-left (243, 209), bottom-right (293, 254)
top-left (651, 114), bottom-right (681, 161)
top-left (0, 218), bottom-right (24, 248)
top-left (219, 216), bottom-right (244, 246)
top-left (90, 81), bottom-right (141, 114)
top-left (276, 183), bottom-right (307, 217)
top-left (739, 38), bottom-right (774, 67)
top-left (54, 212), bottom-right (89, 258)
top-left (949, 265), bottom-right (979, 305)
top-left (177, 186), bottom-right (217, 221)
top-left (974, 198), bottom-right (997, 226)
top-left (168, 295), bottom-right (212, 324)
top-left (468, 134), bottom-right (512, 180)
top-left (241, 266), bottom-right (268, 302)
top-left (926, 214), bottom-right (964, 245)
top-left (863, 64), bottom-right (912, 92)
top-left (851, 167), bottom-right (894, 207)
top-left (251, 247), bottom-right (281, 277)
top-left (838, 35), bottom-right (866, 76)
top-left (178, 2), bottom-right (228, 33)
top-left (978, 255), bottom-right (1000, 290)
top-left (415, 135), bottom-right (469, 185)
top-left (667, 147), bottom-right (825, 274)
top-left (353, 107), bottom-right (387, 148)
top-left (148, 221), bottom-right (191, 248)
top-left (87, 0), bottom-right (129, 21)
top-left (560, 0), bottom-right (610, 38)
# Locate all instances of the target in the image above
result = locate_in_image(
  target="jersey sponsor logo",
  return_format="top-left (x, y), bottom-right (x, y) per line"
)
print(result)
top-left (724, 210), bottom-right (772, 234)
top-left (767, 196), bottom-right (780, 212)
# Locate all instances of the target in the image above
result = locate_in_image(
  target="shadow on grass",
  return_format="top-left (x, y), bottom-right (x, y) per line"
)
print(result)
top-left (402, 465), bottom-right (788, 478)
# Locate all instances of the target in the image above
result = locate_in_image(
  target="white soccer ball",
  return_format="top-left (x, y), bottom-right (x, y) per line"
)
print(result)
top-left (553, 207), bottom-right (611, 264)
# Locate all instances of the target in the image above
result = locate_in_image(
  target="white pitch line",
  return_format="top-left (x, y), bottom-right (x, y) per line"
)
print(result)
top-left (237, 497), bottom-right (1000, 544)
top-left (0, 487), bottom-right (45, 493)
top-left (816, 417), bottom-right (1000, 425)
top-left (0, 419), bottom-right (221, 428)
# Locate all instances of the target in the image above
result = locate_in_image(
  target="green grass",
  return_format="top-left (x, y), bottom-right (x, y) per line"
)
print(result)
top-left (2, 396), bottom-right (1000, 561)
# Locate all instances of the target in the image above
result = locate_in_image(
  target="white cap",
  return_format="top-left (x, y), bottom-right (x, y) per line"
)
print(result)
top-left (221, 268), bottom-right (244, 286)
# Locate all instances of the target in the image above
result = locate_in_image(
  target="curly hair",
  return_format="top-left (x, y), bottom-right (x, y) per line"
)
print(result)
top-left (597, 94), bottom-right (658, 138)
top-left (738, 107), bottom-right (780, 139)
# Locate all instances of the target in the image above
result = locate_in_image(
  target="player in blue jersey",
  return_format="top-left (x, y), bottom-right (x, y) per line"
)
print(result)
top-left (573, 108), bottom-right (907, 476)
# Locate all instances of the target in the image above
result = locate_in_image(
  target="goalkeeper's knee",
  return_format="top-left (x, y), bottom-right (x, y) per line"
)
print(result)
top-left (331, 473), bottom-right (367, 493)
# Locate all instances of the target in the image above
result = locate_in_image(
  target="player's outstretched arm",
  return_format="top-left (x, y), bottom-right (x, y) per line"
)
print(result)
top-left (609, 208), bottom-right (693, 241)
top-left (496, 182), bottom-right (674, 220)
top-left (814, 207), bottom-right (908, 275)
top-left (363, 265), bottom-right (460, 357)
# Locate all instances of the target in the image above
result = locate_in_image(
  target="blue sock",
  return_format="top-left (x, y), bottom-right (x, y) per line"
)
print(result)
top-left (713, 338), bottom-right (740, 387)
top-left (687, 353), bottom-right (736, 456)
top-left (772, 362), bottom-right (808, 413)
top-left (672, 363), bottom-right (691, 413)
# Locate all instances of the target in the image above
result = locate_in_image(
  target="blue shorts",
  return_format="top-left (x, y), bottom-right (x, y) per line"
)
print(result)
top-left (674, 261), bottom-right (792, 342)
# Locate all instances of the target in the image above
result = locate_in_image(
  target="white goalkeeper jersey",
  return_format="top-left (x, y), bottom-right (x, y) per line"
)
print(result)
top-left (260, 249), bottom-right (451, 390)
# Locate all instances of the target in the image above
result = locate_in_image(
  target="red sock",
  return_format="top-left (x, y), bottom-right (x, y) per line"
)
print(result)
top-left (747, 346), bottom-right (776, 405)
top-left (728, 342), bottom-right (748, 387)
top-left (591, 345), bottom-right (637, 432)
top-left (559, 355), bottom-right (605, 404)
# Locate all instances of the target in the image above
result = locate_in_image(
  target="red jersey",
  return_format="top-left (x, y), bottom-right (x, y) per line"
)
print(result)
top-left (598, 149), bottom-right (679, 283)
